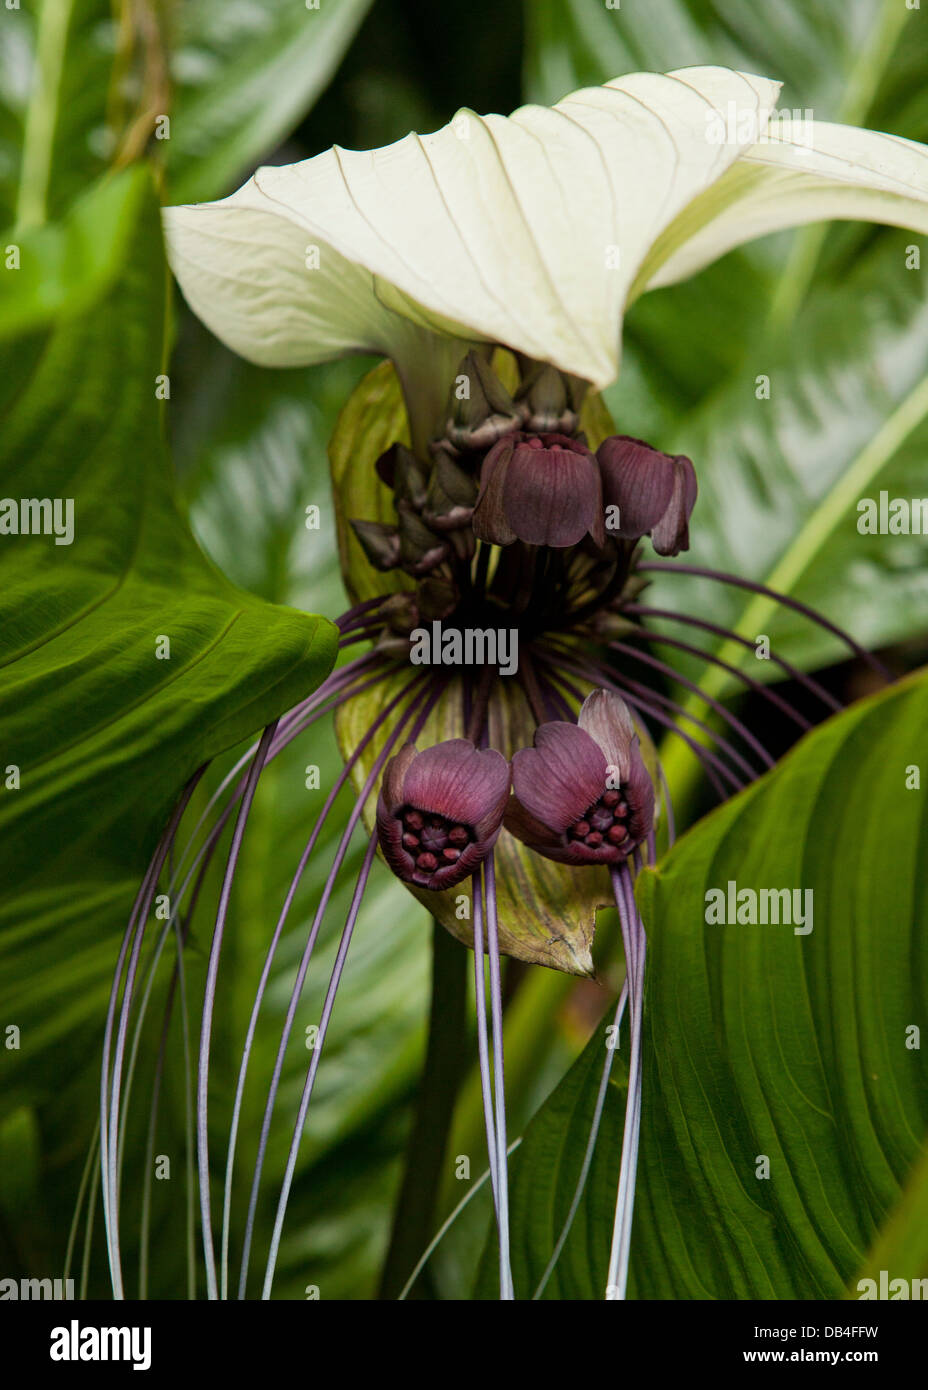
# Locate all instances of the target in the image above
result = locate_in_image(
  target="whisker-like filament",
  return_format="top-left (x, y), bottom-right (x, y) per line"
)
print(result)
top-left (100, 768), bottom-right (204, 1298)
top-left (470, 872), bottom-right (498, 1196)
top-left (484, 853), bottom-right (514, 1300)
top-left (198, 723), bottom-right (279, 1301)
top-left (618, 628), bottom-right (812, 730)
top-left (261, 829), bottom-right (381, 1299)
top-left (606, 862), bottom-right (646, 1300)
top-left (623, 604), bottom-right (842, 713)
top-left (636, 561), bottom-right (892, 680)
top-left (609, 640), bottom-right (777, 769)
top-left (221, 670), bottom-right (426, 1299)
top-left (236, 676), bottom-right (443, 1298)
top-left (541, 656), bottom-right (744, 799)
top-left (532, 979), bottom-right (629, 1299)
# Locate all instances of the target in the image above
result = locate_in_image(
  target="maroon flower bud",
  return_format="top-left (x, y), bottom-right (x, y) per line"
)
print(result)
top-left (375, 442), bottom-right (429, 511)
top-left (350, 519), bottom-right (402, 571)
top-left (396, 505), bottom-right (450, 575)
top-left (423, 453), bottom-right (478, 532)
top-left (505, 690), bottom-right (654, 865)
top-left (473, 431), bottom-right (606, 549)
top-left (597, 435), bottom-right (697, 556)
top-left (442, 351), bottom-right (521, 452)
top-left (515, 362), bottom-right (588, 434)
top-left (377, 739), bottom-right (510, 891)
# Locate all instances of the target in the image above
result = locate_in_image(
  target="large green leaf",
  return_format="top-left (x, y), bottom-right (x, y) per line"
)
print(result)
top-left (479, 668), bottom-right (928, 1298)
top-left (0, 169), bottom-right (338, 1112)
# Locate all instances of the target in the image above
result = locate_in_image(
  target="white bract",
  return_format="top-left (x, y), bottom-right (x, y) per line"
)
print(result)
top-left (164, 65), bottom-right (928, 448)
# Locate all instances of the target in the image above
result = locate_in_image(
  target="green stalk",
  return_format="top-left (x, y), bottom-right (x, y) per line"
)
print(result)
top-left (15, 0), bottom-right (76, 232)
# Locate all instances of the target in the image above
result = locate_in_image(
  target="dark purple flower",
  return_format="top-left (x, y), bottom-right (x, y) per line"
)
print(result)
top-left (473, 431), bottom-right (606, 549)
top-left (377, 738), bottom-right (510, 890)
top-left (505, 690), bottom-right (654, 865)
top-left (597, 435), bottom-right (697, 556)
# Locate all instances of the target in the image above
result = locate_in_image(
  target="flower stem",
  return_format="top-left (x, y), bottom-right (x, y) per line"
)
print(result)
top-left (378, 921), bottom-right (470, 1299)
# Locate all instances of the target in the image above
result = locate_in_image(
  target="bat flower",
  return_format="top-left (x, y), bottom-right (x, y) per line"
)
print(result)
top-left (473, 431), bottom-right (606, 549)
top-left (597, 437), bottom-right (698, 556)
top-left (506, 691), bottom-right (655, 864)
top-left (102, 65), bottom-right (928, 1311)
top-left (376, 739), bottom-right (510, 890)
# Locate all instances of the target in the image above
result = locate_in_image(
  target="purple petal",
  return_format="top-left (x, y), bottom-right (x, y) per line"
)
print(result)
top-left (380, 742), bottom-right (419, 813)
top-left (510, 722), bottom-right (606, 834)
top-left (403, 739), bottom-right (510, 830)
top-left (503, 437), bottom-right (602, 548)
top-left (577, 690), bottom-right (636, 780)
top-left (651, 455), bottom-right (698, 555)
top-left (597, 436), bottom-right (676, 539)
top-left (623, 739), bottom-right (656, 848)
top-left (473, 437), bottom-right (517, 545)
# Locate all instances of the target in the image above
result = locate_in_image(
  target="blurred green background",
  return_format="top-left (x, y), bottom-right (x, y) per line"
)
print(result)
top-left (1, 0), bottom-right (927, 1300)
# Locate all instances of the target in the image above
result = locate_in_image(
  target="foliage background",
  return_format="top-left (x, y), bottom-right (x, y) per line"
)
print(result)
top-left (1, 0), bottom-right (926, 1300)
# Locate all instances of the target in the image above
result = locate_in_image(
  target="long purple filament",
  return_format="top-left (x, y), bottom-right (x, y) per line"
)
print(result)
top-left (484, 853), bottom-right (514, 1300)
top-left (637, 560), bottom-right (892, 679)
top-left (261, 830), bottom-right (381, 1299)
top-left (236, 677), bottom-right (443, 1298)
top-left (618, 628), bottom-right (811, 730)
top-left (221, 670), bottom-right (425, 1298)
top-left (624, 604), bottom-right (842, 713)
top-left (606, 862), bottom-right (646, 1300)
top-left (609, 640), bottom-right (776, 768)
top-left (100, 767), bottom-right (204, 1297)
top-left (197, 722), bottom-right (278, 1301)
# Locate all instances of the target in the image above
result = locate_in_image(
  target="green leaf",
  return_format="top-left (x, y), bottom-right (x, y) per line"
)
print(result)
top-left (483, 669), bottom-right (928, 1298)
top-left (0, 169), bottom-right (338, 1108)
top-left (0, 170), bottom-right (148, 339)
top-left (327, 357), bottom-right (415, 605)
top-left (165, 0), bottom-right (374, 204)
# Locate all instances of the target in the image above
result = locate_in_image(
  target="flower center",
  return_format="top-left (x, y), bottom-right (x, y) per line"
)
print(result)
top-left (566, 789), bottom-right (630, 849)
top-left (400, 807), bottom-right (475, 875)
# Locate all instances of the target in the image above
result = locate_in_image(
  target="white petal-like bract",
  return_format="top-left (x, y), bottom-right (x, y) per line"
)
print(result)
top-left (164, 65), bottom-right (928, 439)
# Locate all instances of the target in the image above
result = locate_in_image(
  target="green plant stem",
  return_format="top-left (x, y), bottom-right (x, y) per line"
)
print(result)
top-left (378, 920), bottom-right (469, 1299)
top-left (15, 0), bottom-right (76, 232)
